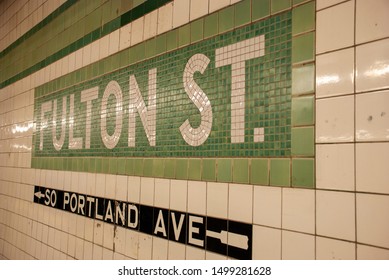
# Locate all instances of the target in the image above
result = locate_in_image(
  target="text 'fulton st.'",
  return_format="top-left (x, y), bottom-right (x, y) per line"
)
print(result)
top-left (34, 186), bottom-right (253, 259)
top-left (37, 35), bottom-right (266, 151)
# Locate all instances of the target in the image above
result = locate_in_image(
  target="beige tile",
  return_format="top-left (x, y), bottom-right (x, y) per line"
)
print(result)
top-left (357, 193), bottom-right (389, 248)
top-left (316, 144), bottom-right (355, 191)
top-left (152, 237), bottom-right (168, 260)
top-left (207, 182), bottom-right (228, 219)
top-left (140, 177), bottom-right (154, 206)
top-left (125, 230), bottom-right (139, 259)
top-left (210, 0), bottom-right (230, 13)
top-left (356, 143), bottom-right (389, 194)
top-left (138, 232), bottom-right (152, 259)
top-left (116, 175), bottom-right (128, 201)
top-left (252, 225), bottom-right (281, 260)
top-left (282, 231), bottom-right (315, 260)
top-left (170, 180), bottom-right (187, 212)
top-left (316, 237), bottom-right (355, 260)
top-left (316, 48), bottom-right (354, 98)
top-left (158, 3), bottom-right (173, 35)
top-left (317, 0), bottom-right (349, 10)
top-left (173, 0), bottom-right (190, 28)
top-left (128, 176), bottom-right (140, 203)
top-left (253, 185), bottom-right (281, 228)
top-left (190, 0), bottom-right (208, 21)
top-left (228, 183), bottom-right (252, 223)
top-left (357, 244), bottom-right (389, 260)
top-left (186, 246), bottom-right (205, 260)
top-left (316, 190), bottom-right (355, 241)
top-left (188, 181), bottom-right (206, 216)
top-left (154, 178), bottom-right (170, 209)
top-left (205, 251), bottom-right (228, 260)
top-left (119, 23), bottom-right (132, 51)
top-left (168, 241), bottom-right (186, 259)
top-left (131, 17), bottom-right (144, 46)
top-left (144, 10), bottom-right (158, 40)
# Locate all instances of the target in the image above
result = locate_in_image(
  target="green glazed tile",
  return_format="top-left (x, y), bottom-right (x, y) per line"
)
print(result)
top-left (133, 158), bottom-right (144, 176)
top-left (292, 1), bottom-right (315, 35)
top-left (117, 158), bottom-right (126, 175)
top-left (270, 158), bottom-right (290, 186)
top-left (109, 158), bottom-right (118, 174)
top-left (164, 159), bottom-right (176, 179)
top-left (233, 158), bottom-right (249, 184)
top-left (235, 0), bottom-right (251, 27)
top-left (188, 159), bottom-right (202, 180)
top-left (217, 158), bottom-right (232, 183)
top-left (250, 158), bottom-right (269, 185)
top-left (125, 158), bottom-right (134, 175)
top-left (219, 6), bottom-right (234, 33)
top-left (271, 0), bottom-right (291, 14)
top-left (202, 159), bottom-right (216, 181)
top-left (292, 95), bottom-right (314, 126)
top-left (143, 158), bottom-right (153, 177)
top-left (292, 158), bottom-right (314, 188)
top-left (252, 0), bottom-right (270, 21)
top-left (204, 13), bottom-right (218, 38)
top-left (145, 38), bottom-right (157, 58)
top-left (153, 158), bottom-right (164, 177)
top-left (178, 24), bottom-right (190, 47)
top-left (292, 63), bottom-right (315, 95)
top-left (156, 33), bottom-right (167, 54)
top-left (292, 32), bottom-right (315, 64)
top-left (191, 19), bottom-right (203, 43)
top-left (166, 29), bottom-right (178, 51)
top-left (95, 158), bottom-right (102, 173)
top-left (291, 126), bottom-right (314, 156)
top-left (293, 0), bottom-right (310, 5)
top-left (176, 158), bottom-right (188, 179)
top-left (102, 158), bottom-right (110, 173)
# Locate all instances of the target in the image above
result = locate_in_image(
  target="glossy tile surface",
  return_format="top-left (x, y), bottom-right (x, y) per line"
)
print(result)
top-left (316, 237), bottom-right (355, 260)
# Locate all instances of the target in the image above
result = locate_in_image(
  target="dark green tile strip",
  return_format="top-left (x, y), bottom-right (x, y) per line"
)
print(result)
top-left (0, 0), bottom-right (173, 89)
top-left (0, 0), bottom-right (78, 59)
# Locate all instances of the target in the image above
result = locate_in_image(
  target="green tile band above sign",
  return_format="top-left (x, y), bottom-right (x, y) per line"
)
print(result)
top-left (34, 12), bottom-right (292, 159)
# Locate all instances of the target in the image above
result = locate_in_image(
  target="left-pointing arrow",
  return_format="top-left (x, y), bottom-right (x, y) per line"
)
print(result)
top-left (34, 191), bottom-right (45, 199)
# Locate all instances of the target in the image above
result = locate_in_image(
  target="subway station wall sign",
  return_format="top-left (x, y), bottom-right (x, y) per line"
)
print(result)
top-left (34, 185), bottom-right (252, 259)
top-left (34, 12), bottom-right (292, 158)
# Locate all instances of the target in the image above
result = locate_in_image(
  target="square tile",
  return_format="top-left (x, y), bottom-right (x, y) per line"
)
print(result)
top-left (316, 1), bottom-right (354, 54)
top-left (188, 181), bottom-right (206, 216)
top-left (316, 237), bottom-right (355, 260)
top-left (356, 38), bottom-right (389, 92)
top-left (282, 188), bottom-right (315, 234)
top-left (316, 190), bottom-right (355, 241)
top-left (228, 183), bottom-right (253, 223)
top-left (316, 144), bottom-right (355, 191)
top-left (316, 48), bottom-right (354, 98)
top-left (357, 193), bottom-right (389, 248)
top-left (356, 90), bottom-right (389, 142)
top-left (207, 182), bottom-right (228, 219)
top-left (282, 231), bottom-right (315, 260)
top-left (316, 95), bottom-right (354, 143)
top-left (356, 143), bottom-right (389, 194)
top-left (292, 64), bottom-right (315, 96)
top-left (252, 225), bottom-right (281, 260)
top-left (253, 186), bottom-right (281, 228)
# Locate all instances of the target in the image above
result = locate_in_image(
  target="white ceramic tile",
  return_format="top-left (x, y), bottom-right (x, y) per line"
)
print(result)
top-left (209, 0), bottom-right (230, 13)
top-left (316, 144), bottom-right (355, 191)
top-left (316, 237), bottom-right (355, 260)
top-left (76, 215), bottom-right (85, 238)
top-left (357, 193), bottom-right (389, 248)
top-left (316, 0), bottom-right (349, 10)
top-left (103, 223), bottom-right (114, 250)
top-left (144, 10), bottom-right (158, 40)
top-left (119, 23), bottom-right (132, 51)
top-left (316, 190), bottom-right (355, 241)
top-left (102, 247), bottom-right (113, 260)
top-left (152, 237), bottom-right (168, 260)
top-left (356, 143), bottom-right (389, 194)
top-left (93, 220), bottom-right (103, 246)
top-left (138, 232), bottom-right (152, 260)
top-left (75, 237), bottom-right (84, 260)
top-left (168, 240), bottom-right (186, 259)
top-left (125, 230), bottom-right (139, 259)
top-left (128, 176), bottom-right (140, 203)
top-left (282, 231), bottom-right (315, 260)
top-left (114, 226), bottom-right (126, 255)
top-left (207, 182), bottom-right (228, 219)
top-left (105, 174), bottom-right (116, 200)
top-left (356, 38), bottom-right (389, 92)
top-left (140, 177), bottom-right (154, 206)
top-left (316, 48), bottom-right (354, 98)
top-left (190, 0), bottom-right (208, 21)
top-left (173, 0), bottom-right (190, 28)
top-left (253, 186), bottom-right (281, 228)
top-left (170, 180), bottom-right (187, 212)
top-left (67, 234), bottom-right (76, 258)
top-left (356, 90), bottom-right (389, 142)
top-left (316, 1), bottom-right (354, 54)
top-left (356, 0), bottom-right (389, 44)
top-left (187, 181), bottom-right (206, 216)
top-left (95, 174), bottom-right (105, 197)
top-left (131, 17), bottom-right (144, 46)
top-left (205, 251), bottom-right (227, 260)
top-left (282, 188), bottom-right (315, 234)
top-left (157, 3), bottom-right (173, 35)
top-left (252, 225), bottom-right (281, 260)
top-left (116, 175), bottom-right (128, 201)
top-left (154, 178), bottom-right (170, 208)
top-left (228, 184), bottom-right (253, 223)
top-left (357, 244), bottom-right (389, 260)
top-left (186, 246), bottom-right (205, 260)
top-left (316, 95), bottom-right (354, 143)
top-left (84, 218), bottom-right (94, 242)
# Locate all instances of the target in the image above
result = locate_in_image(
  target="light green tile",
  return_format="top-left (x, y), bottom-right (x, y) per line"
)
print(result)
top-left (292, 158), bottom-right (314, 188)
top-left (156, 33), bottom-right (167, 55)
top-left (292, 95), bottom-right (314, 126)
top-left (292, 63), bottom-right (315, 95)
top-left (178, 24), bottom-right (191, 47)
top-left (164, 159), bottom-right (176, 179)
top-left (233, 159), bottom-right (249, 184)
top-left (292, 127), bottom-right (314, 156)
top-left (271, 0), bottom-right (291, 14)
top-left (219, 6), bottom-right (234, 33)
top-left (292, 1), bottom-right (315, 35)
top-left (270, 158), bottom-right (290, 186)
top-left (204, 13), bottom-right (218, 38)
top-left (217, 159), bottom-right (232, 183)
top-left (125, 158), bottom-right (134, 175)
top-left (191, 19), bottom-right (203, 43)
top-left (250, 159), bottom-right (269, 185)
top-left (202, 159), bottom-right (216, 181)
top-left (252, 0), bottom-right (270, 21)
top-left (188, 159), bottom-right (202, 180)
top-left (292, 32), bottom-right (315, 64)
top-left (133, 158), bottom-right (144, 176)
top-left (145, 38), bottom-right (157, 58)
top-left (143, 158), bottom-right (153, 177)
top-left (166, 29), bottom-right (178, 51)
top-left (153, 158), bottom-right (164, 177)
top-left (109, 158), bottom-right (118, 174)
top-left (176, 159), bottom-right (188, 179)
top-left (235, 0), bottom-right (251, 27)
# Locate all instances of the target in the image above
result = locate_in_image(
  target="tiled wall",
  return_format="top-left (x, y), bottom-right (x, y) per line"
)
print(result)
top-left (0, 0), bottom-right (388, 260)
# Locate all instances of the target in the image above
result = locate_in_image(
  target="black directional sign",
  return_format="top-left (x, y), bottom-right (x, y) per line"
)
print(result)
top-left (34, 185), bottom-right (252, 259)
